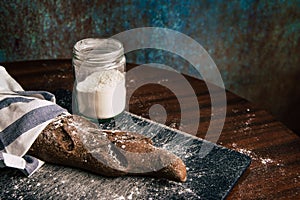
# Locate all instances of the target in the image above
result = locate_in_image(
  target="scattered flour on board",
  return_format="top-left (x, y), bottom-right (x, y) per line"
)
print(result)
top-left (113, 195), bottom-right (125, 200)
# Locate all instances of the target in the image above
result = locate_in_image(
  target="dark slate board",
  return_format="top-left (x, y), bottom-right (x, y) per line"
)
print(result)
top-left (0, 111), bottom-right (251, 200)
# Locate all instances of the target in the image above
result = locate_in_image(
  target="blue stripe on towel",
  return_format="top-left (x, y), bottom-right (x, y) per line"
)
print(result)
top-left (0, 140), bottom-right (4, 150)
top-left (21, 155), bottom-right (40, 176)
top-left (16, 91), bottom-right (55, 101)
top-left (0, 104), bottom-right (65, 150)
top-left (0, 97), bottom-right (34, 110)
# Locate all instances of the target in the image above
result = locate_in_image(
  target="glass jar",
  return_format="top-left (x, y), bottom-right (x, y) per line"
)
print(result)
top-left (72, 38), bottom-right (126, 120)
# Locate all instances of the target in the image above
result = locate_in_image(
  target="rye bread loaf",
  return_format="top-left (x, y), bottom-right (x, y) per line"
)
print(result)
top-left (28, 114), bottom-right (187, 182)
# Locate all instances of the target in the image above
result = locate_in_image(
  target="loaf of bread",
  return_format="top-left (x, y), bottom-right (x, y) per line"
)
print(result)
top-left (28, 114), bottom-right (187, 182)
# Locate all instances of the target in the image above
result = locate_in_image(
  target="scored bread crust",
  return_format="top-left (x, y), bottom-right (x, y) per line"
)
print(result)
top-left (28, 115), bottom-right (187, 182)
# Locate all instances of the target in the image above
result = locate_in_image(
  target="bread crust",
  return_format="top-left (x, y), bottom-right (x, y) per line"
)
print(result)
top-left (28, 115), bottom-right (187, 182)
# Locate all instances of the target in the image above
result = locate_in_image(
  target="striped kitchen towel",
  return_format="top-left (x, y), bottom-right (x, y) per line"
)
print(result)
top-left (0, 66), bottom-right (67, 176)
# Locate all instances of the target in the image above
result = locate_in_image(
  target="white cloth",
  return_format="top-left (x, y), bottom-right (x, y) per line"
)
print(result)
top-left (0, 66), bottom-right (66, 176)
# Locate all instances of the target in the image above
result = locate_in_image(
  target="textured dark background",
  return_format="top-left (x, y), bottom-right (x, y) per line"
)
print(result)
top-left (0, 0), bottom-right (299, 134)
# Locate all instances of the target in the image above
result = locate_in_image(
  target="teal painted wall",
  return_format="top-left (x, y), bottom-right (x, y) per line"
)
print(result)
top-left (0, 0), bottom-right (299, 133)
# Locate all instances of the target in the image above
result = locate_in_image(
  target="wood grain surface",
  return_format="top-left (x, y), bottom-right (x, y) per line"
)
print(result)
top-left (1, 60), bottom-right (300, 199)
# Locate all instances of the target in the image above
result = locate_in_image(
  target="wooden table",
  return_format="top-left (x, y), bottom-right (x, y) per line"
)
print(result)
top-left (1, 59), bottom-right (300, 199)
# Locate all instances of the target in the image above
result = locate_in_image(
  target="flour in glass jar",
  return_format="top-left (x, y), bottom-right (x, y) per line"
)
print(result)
top-left (76, 69), bottom-right (126, 119)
